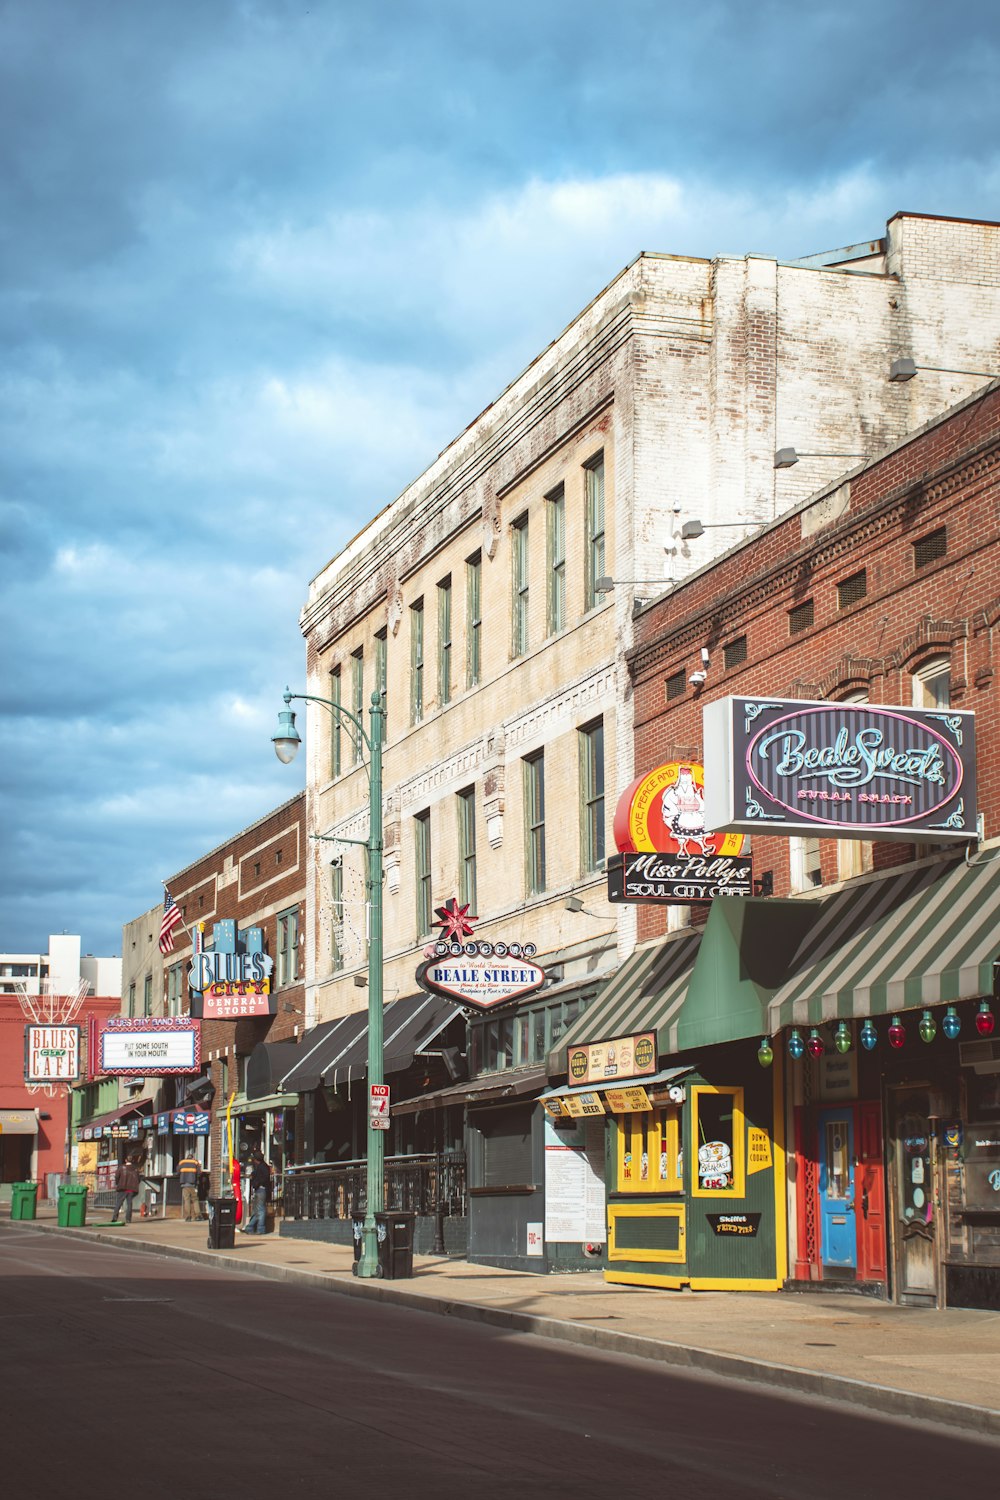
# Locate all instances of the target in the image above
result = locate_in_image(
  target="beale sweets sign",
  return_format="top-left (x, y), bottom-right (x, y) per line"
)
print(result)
top-left (704, 697), bottom-right (976, 843)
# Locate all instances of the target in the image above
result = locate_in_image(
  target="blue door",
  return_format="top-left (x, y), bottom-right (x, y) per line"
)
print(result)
top-left (818, 1109), bottom-right (856, 1270)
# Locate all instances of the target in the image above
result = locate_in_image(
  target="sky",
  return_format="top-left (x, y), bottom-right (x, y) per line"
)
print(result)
top-left (2, 0), bottom-right (999, 962)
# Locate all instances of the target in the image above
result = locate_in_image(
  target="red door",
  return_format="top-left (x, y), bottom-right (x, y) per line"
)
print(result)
top-left (855, 1101), bottom-right (887, 1282)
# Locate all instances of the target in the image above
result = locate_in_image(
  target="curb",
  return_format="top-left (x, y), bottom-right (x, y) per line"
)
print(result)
top-left (15, 1220), bottom-right (1000, 1440)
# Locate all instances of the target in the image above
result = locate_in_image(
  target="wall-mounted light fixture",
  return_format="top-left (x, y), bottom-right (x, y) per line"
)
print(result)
top-left (889, 357), bottom-right (998, 383)
top-left (773, 448), bottom-right (867, 469)
top-left (595, 575), bottom-right (673, 594)
top-left (564, 895), bottom-right (605, 917)
top-left (680, 519), bottom-right (762, 538)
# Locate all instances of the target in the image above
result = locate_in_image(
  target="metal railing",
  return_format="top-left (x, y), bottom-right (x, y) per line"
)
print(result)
top-left (282, 1151), bottom-right (467, 1221)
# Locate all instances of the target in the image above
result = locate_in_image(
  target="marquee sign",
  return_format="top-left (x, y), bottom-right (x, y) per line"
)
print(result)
top-left (24, 1024), bottom-right (81, 1083)
top-left (100, 1018), bottom-right (201, 1076)
top-left (566, 1032), bottom-right (657, 1086)
top-left (704, 696), bottom-right (976, 843)
top-left (418, 941), bottom-right (545, 1012)
top-left (607, 850), bottom-right (753, 903)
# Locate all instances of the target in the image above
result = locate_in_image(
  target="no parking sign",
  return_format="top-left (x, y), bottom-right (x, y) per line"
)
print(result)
top-left (369, 1084), bottom-right (390, 1130)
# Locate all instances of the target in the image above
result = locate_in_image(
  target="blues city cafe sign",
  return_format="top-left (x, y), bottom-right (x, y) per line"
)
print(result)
top-left (703, 696), bottom-right (976, 843)
top-left (416, 897), bottom-right (546, 1013)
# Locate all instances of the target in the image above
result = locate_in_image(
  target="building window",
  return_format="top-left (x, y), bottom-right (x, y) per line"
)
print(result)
top-left (410, 600), bottom-right (424, 723)
top-left (374, 629), bottom-right (387, 742)
top-left (330, 863), bottom-right (344, 973)
top-left (790, 836), bottom-right (822, 892)
top-left (837, 570), bottom-right (867, 609)
top-left (579, 718), bottom-right (605, 872)
top-left (788, 600), bottom-right (814, 635)
top-left (329, 665), bottom-right (342, 778)
top-left (690, 1086), bottom-right (745, 1197)
top-left (143, 974), bottom-right (152, 1017)
top-left (127, 981), bottom-right (136, 1018)
top-left (414, 810), bottom-right (432, 937)
top-left (277, 907), bottom-right (299, 986)
top-left (523, 750), bottom-right (546, 894)
top-left (466, 552), bottom-right (482, 689)
top-left (546, 485), bottom-right (566, 635)
top-left (617, 1108), bottom-right (682, 1192)
top-left (166, 963), bottom-right (184, 1017)
top-left (511, 515), bottom-right (529, 657)
top-left (666, 669), bottom-right (686, 702)
top-left (584, 452), bottom-right (606, 612)
top-left (457, 787), bottom-right (477, 914)
top-left (723, 636), bottom-right (747, 669)
top-left (351, 648), bottom-right (364, 764)
top-left (913, 527), bottom-right (947, 570)
top-left (912, 653), bottom-right (951, 709)
top-left (253, 861), bottom-right (260, 879)
top-left (437, 577), bottom-right (452, 707)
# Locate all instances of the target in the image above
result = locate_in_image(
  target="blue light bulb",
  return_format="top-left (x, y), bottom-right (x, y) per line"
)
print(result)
top-left (942, 1006), bottom-right (961, 1040)
top-left (860, 1018), bottom-right (878, 1051)
top-left (788, 1028), bottom-right (805, 1060)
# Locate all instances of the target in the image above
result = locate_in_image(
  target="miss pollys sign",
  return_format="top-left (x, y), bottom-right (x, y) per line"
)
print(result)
top-left (704, 696), bottom-right (976, 843)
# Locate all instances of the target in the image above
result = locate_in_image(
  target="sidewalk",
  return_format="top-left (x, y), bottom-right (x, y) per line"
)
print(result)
top-left (13, 1202), bottom-right (1000, 1439)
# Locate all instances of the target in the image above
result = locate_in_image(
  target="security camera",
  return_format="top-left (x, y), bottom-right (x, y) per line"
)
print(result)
top-left (328, 854), bottom-right (343, 868)
top-left (700, 647), bottom-right (711, 668)
top-left (689, 670), bottom-right (707, 687)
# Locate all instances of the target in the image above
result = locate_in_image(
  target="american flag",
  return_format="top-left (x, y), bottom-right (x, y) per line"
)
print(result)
top-left (159, 890), bottom-right (183, 955)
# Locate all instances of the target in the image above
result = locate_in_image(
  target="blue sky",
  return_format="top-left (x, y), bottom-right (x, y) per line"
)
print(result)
top-left (2, 0), bottom-right (999, 961)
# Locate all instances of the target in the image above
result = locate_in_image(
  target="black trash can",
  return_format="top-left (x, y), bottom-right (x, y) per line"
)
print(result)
top-left (375, 1210), bottom-right (416, 1279)
top-left (207, 1196), bottom-right (237, 1250)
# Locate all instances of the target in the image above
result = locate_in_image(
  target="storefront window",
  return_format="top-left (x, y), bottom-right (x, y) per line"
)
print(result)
top-left (691, 1086), bottom-right (745, 1197)
top-left (617, 1108), bottom-right (682, 1193)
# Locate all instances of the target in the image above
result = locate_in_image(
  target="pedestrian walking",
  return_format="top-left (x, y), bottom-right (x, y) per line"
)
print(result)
top-left (241, 1149), bottom-right (270, 1234)
top-left (177, 1145), bottom-right (201, 1222)
top-left (110, 1153), bottom-right (141, 1224)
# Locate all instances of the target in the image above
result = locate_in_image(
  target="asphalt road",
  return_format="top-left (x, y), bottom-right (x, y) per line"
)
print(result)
top-left (2, 1224), bottom-right (996, 1500)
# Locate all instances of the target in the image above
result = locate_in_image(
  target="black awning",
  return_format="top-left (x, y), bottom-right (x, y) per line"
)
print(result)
top-left (392, 1066), bottom-right (549, 1117)
top-left (277, 993), bottom-right (461, 1095)
top-left (247, 1041), bottom-right (306, 1101)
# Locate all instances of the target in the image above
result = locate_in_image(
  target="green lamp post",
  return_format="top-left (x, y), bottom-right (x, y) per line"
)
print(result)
top-left (273, 685), bottom-right (385, 1279)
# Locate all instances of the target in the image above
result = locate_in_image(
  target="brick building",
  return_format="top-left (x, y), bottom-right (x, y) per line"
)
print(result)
top-left (287, 212), bottom-right (1000, 1270)
top-left (548, 380), bottom-right (1000, 1305)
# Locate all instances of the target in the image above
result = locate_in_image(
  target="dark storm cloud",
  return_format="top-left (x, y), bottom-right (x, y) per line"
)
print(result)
top-left (1, 0), bottom-right (999, 956)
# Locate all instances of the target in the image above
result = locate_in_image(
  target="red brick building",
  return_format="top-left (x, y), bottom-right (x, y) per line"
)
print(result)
top-left (591, 380), bottom-right (1000, 1306)
top-left (163, 794), bottom-right (306, 1199)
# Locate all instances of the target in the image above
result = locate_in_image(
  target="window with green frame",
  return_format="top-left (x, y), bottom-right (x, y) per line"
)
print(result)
top-left (127, 981), bottom-right (136, 1018)
top-left (143, 973), bottom-right (153, 1016)
top-left (690, 1084), bottom-right (745, 1197)
top-left (414, 809), bottom-right (432, 937)
top-left (410, 599), bottom-right (424, 723)
top-left (470, 994), bottom-right (589, 1074)
top-left (511, 514), bottom-right (529, 657)
top-left (579, 717), bottom-right (605, 872)
top-left (546, 484), bottom-right (566, 635)
top-left (166, 962), bottom-right (184, 1017)
top-left (457, 786), bottom-right (477, 913)
top-left (584, 451), bottom-right (606, 612)
top-left (350, 648), bottom-right (364, 764)
top-left (277, 906), bottom-right (299, 986)
top-left (329, 665), bottom-right (342, 778)
top-left (437, 576), bottom-right (452, 706)
top-left (523, 749), bottom-right (545, 894)
top-left (466, 552), bottom-right (482, 688)
top-left (330, 863), bottom-right (344, 972)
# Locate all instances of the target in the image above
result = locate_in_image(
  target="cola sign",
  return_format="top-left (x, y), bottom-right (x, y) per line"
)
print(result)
top-left (418, 940), bottom-right (545, 1013)
top-left (704, 696), bottom-right (976, 843)
top-left (608, 850), bottom-right (753, 903)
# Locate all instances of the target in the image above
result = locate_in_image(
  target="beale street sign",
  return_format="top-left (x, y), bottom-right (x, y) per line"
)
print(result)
top-left (607, 850), bottom-right (753, 903)
top-left (704, 696), bottom-right (976, 843)
top-left (418, 941), bottom-right (545, 1013)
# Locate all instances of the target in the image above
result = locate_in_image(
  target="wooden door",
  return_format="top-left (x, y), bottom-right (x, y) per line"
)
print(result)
top-left (888, 1088), bottom-right (939, 1305)
top-left (855, 1100), bottom-right (887, 1282)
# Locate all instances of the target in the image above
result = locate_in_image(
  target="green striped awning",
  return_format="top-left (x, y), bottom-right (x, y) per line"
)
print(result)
top-left (767, 845), bottom-right (1000, 1029)
top-left (548, 929), bottom-right (701, 1074)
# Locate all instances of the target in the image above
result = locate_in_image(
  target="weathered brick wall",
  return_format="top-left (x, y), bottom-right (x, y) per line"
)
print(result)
top-left (630, 382), bottom-right (1000, 943)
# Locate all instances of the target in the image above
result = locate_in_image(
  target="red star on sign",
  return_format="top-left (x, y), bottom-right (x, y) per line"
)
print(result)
top-left (432, 897), bottom-right (477, 942)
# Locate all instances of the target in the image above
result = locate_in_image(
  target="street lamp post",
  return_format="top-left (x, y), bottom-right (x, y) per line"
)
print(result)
top-left (272, 686), bottom-right (385, 1278)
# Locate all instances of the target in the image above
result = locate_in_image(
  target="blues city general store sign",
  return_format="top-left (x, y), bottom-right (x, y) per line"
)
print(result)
top-left (704, 696), bottom-right (976, 843)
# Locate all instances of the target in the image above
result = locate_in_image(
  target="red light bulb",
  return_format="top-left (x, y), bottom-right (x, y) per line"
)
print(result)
top-left (888, 1015), bottom-right (906, 1049)
top-left (806, 1029), bottom-right (824, 1058)
top-left (976, 1003), bottom-right (995, 1037)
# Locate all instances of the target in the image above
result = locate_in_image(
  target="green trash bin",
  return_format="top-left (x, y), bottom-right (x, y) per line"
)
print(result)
top-left (57, 1184), bottom-right (88, 1227)
top-left (10, 1182), bottom-right (38, 1221)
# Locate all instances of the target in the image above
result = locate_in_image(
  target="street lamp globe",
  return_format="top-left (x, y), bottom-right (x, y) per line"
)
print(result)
top-left (271, 701), bottom-right (301, 764)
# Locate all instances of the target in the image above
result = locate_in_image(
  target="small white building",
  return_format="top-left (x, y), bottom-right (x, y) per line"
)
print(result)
top-left (0, 934), bottom-right (121, 1002)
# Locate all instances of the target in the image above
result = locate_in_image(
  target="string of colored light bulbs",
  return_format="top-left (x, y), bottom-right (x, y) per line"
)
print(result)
top-left (756, 1000), bottom-right (995, 1067)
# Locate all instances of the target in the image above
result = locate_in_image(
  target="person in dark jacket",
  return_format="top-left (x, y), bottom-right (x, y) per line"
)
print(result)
top-left (110, 1153), bottom-right (141, 1224)
top-left (241, 1150), bottom-right (270, 1234)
